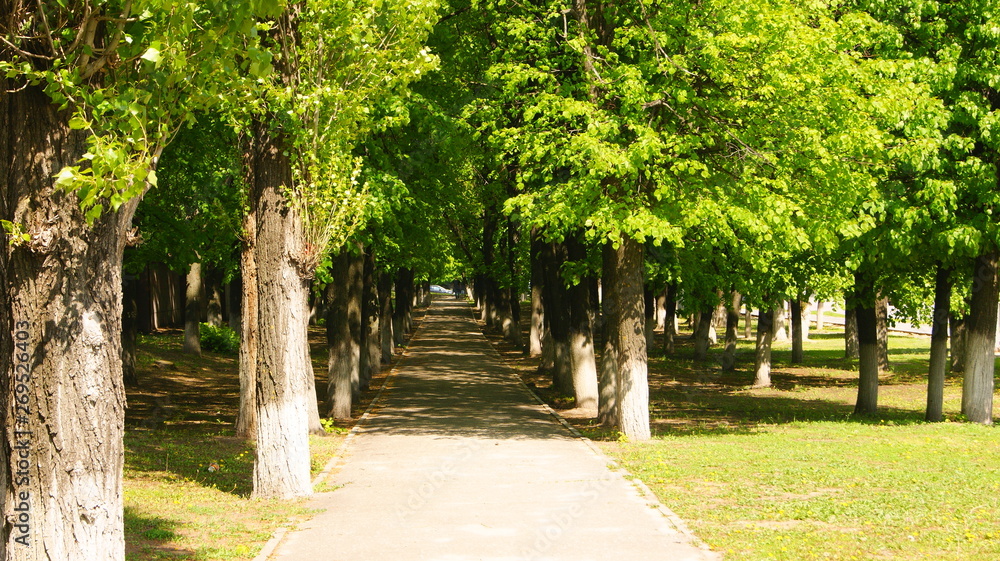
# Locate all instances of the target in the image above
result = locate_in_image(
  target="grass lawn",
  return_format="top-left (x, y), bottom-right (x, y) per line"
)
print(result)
top-left (488, 311), bottom-right (1000, 561)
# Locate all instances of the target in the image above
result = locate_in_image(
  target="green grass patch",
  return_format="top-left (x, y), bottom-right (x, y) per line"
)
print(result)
top-left (125, 329), bottom-right (345, 561)
top-left (612, 422), bottom-right (1000, 560)
top-left (585, 326), bottom-right (1000, 560)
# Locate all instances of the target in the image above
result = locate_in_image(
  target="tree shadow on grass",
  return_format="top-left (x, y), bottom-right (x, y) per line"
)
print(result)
top-left (124, 506), bottom-right (193, 560)
top-left (125, 429), bottom-right (255, 497)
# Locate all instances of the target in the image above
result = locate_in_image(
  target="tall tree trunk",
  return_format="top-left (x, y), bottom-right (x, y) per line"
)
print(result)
top-left (743, 306), bottom-right (753, 339)
top-left (800, 300), bottom-right (811, 341)
top-left (693, 309), bottom-right (714, 361)
top-left (122, 273), bottom-right (140, 387)
top-left (529, 229), bottom-right (545, 357)
top-left (774, 302), bottom-right (788, 342)
top-left (228, 272), bottom-right (243, 337)
top-left (235, 213), bottom-right (258, 440)
top-left (844, 305), bottom-right (860, 359)
top-left (643, 286), bottom-right (656, 349)
top-left (360, 247), bottom-right (379, 392)
top-left (542, 241), bottom-right (573, 395)
top-left (876, 295), bottom-right (889, 372)
top-left (721, 292), bottom-right (741, 372)
top-left (754, 309), bottom-right (774, 388)
top-left (502, 218), bottom-right (523, 348)
top-left (245, 118), bottom-right (312, 499)
top-left (183, 262), bottom-right (202, 355)
top-left (205, 267), bottom-right (225, 327)
top-left (815, 301), bottom-right (825, 330)
top-left (790, 299), bottom-right (804, 364)
top-left (393, 268), bottom-right (410, 346)
top-left (926, 265), bottom-right (951, 422)
top-left (612, 236), bottom-right (650, 440)
top-left (598, 243), bottom-right (619, 426)
top-left (663, 281), bottom-right (677, 355)
top-left (327, 247), bottom-right (363, 419)
top-left (379, 271), bottom-right (394, 363)
top-left (403, 269), bottom-right (415, 334)
top-left (1, 84), bottom-right (136, 557)
top-left (567, 233), bottom-right (598, 410)
top-left (962, 251), bottom-right (999, 424)
top-left (655, 289), bottom-right (667, 331)
top-left (709, 299), bottom-right (726, 345)
top-left (950, 312), bottom-right (966, 372)
top-left (854, 273), bottom-right (879, 416)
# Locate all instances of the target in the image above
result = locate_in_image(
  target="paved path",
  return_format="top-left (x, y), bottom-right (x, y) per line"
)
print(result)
top-left (266, 300), bottom-right (715, 561)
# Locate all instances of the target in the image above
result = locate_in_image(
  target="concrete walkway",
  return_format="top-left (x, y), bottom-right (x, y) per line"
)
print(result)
top-left (265, 300), bottom-right (716, 561)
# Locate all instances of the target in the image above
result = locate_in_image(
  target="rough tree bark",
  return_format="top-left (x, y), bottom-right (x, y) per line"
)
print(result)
top-left (844, 305), bottom-right (860, 359)
top-left (774, 302), bottom-right (788, 342)
top-left (205, 267), bottom-right (225, 327)
top-left (876, 295), bottom-right (889, 372)
top-left (962, 251), bottom-right (999, 424)
top-left (611, 236), bottom-right (650, 440)
top-left (950, 312), bottom-right (966, 372)
top-left (359, 247), bottom-right (379, 392)
top-left (643, 286), bottom-right (656, 349)
top-left (566, 233), bottom-right (598, 410)
top-left (541, 241), bottom-right (573, 395)
top-left (790, 299), bottom-right (804, 364)
top-left (327, 246), bottom-right (363, 419)
top-left (655, 289), bottom-right (667, 331)
top-left (663, 282), bottom-right (677, 355)
top-left (122, 273), bottom-right (140, 387)
top-left (721, 292), bottom-right (741, 372)
top-left (693, 308), bottom-right (714, 361)
top-left (529, 229), bottom-right (545, 357)
top-left (235, 213), bottom-right (258, 440)
top-left (854, 273), bottom-right (880, 416)
top-left (378, 271), bottom-right (394, 363)
top-left (245, 117), bottom-right (314, 499)
top-left (598, 243), bottom-right (619, 426)
top-left (228, 273), bottom-right (243, 337)
top-left (754, 309), bottom-right (774, 388)
top-left (1, 84), bottom-right (134, 558)
top-left (393, 269), bottom-right (406, 347)
top-left (926, 265), bottom-right (951, 422)
top-left (183, 262), bottom-right (202, 355)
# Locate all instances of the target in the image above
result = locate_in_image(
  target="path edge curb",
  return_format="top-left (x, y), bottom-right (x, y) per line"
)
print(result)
top-left (470, 306), bottom-right (719, 560)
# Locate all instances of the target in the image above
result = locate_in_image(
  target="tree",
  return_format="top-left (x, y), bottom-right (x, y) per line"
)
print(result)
top-left (1, 3), bottom-right (270, 557)
top-left (233, 0), bottom-right (439, 499)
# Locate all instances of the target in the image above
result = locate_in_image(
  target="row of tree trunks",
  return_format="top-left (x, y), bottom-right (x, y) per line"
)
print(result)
top-left (529, 229), bottom-right (545, 357)
top-left (598, 241), bottom-right (620, 426)
top-left (721, 292), bottom-right (741, 371)
top-left (540, 240), bottom-right (573, 395)
top-left (393, 268), bottom-right (414, 346)
top-left (926, 264), bottom-right (951, 422)
top-left (663, 282), bottom-right (678, 355)
top-left (361, 249), bottom-right (379, 392)
top-left (566, 234), bottom-right (598, 410)
top-left (379, 271), bottom-right (395, 362)
top-left (854, 271), bottom-right (880, 416)
top-left (327, 246), bottom-right (364, 419)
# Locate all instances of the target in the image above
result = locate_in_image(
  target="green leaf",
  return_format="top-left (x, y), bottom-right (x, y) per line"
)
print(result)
top-left (141, 47), bottom-right (162, 63)
top-left (68, 116), bottom-right (89, 130)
